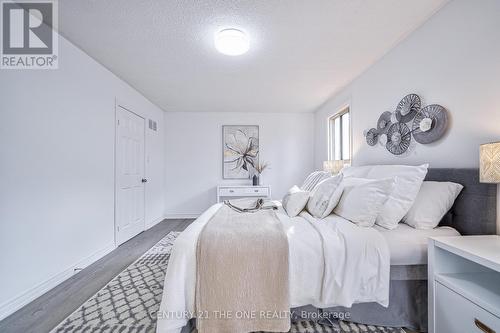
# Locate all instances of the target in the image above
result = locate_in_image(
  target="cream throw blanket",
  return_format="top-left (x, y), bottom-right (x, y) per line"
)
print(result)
top-left (195, 202), bottom-right (290, 333)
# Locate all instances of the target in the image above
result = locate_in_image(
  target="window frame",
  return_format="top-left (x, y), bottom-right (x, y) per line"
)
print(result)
top-left (327, 105), bottom-right (351, 161)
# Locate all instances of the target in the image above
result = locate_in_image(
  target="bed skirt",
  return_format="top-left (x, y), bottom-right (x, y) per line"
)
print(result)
top-left (181, 266), bottom-right (428, 332)
top-left (295, 265), bottom-right (428, 332)
top-left (293, 279), bottom-right (427, 332)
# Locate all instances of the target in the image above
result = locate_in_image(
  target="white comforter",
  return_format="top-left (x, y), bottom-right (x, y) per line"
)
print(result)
top-left (156, 203), bottom-right (390, 333)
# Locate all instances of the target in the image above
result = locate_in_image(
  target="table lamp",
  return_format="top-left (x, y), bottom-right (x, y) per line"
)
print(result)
top-left (479, 141), bottom-right (500, 235)
top-left (323, 160), bottom-right (351, 175)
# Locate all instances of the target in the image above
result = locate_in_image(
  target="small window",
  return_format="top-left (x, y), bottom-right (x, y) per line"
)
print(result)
top-left (328, 107), bottom-right (350, 161)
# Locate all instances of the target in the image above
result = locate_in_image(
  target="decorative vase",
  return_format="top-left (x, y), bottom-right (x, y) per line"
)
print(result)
top-left (252, 175), bottom-right (259, 186)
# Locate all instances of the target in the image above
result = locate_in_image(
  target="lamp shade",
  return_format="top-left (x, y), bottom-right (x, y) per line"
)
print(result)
top-left (480, 142), bottom-right (500, 183)
top-left (323, 160), bottom-right (351, 174)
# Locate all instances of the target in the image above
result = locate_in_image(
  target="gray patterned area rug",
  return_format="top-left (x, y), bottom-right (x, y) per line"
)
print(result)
top-left (51, 232), bottom-right (405, 333)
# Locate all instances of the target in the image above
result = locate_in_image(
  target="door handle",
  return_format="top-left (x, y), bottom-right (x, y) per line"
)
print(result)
top-left (141, 178), bottom-right (148, 183)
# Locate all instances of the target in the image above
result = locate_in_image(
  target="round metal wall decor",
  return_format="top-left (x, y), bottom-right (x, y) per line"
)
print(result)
top-left (364, 94), bottom-right (449, 155)
top-left (395, 94), bottom-right (421, 123)
top-left (412, 104), bottom-right (448, 144)
top-left (377, 111), bottom-right (393, 134)
top-left (365, 128), bottom-right (379, 146)
top-left (386, 123), bottom-right (411, 155)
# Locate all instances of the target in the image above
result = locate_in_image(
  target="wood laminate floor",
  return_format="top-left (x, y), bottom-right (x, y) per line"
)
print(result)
top-left (0, 219), bottom-right (194, 333)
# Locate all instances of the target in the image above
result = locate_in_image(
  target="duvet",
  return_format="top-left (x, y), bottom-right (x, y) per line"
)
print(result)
top-left (156, 202), bottom-right (390, 333)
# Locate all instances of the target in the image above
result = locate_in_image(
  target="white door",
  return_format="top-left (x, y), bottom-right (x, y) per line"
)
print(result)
top-left (115, 105), bottom-right (146, 245)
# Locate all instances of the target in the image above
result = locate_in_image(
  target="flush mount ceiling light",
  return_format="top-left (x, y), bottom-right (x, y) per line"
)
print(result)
top-left (214, 29), bottom-right (249, 56)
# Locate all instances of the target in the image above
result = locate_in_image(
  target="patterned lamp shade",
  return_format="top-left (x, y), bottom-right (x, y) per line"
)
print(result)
top-left (323, 160), bottom-right (351, 174)
top-left (480, 142), bottom-right (500, 183)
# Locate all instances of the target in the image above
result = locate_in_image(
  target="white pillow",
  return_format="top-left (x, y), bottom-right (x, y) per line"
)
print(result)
top-left (301, 171), bottom-right (331, 192)
top-left (334, 177), bottom-right (395, 227)
top-left (282, 186), bottom-right (310, 217)
top-left (341, 165), bottom-right (373, 178)
top-left (365, 164), bottom-right (429, 229)
top-left (307, 174), bottom-right (344, 218)
top-left (404, 181), bottom-right (463, 229)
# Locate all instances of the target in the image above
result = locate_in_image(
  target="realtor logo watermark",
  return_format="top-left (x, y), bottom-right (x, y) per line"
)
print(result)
top-left (1, 0), bottom-right (58, 69)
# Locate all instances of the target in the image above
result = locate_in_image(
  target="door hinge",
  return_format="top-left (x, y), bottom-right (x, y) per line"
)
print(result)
top-left (117, 119), bottom-right (120, 125)
top-left (117, 226), bottom-right (120, 232)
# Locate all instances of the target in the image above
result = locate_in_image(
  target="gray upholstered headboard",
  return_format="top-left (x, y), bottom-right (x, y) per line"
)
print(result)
top-left (426, 168), bottom-right (497, 235)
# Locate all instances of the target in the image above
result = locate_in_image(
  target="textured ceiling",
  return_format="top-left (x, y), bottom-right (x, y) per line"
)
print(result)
top-left (59, 0), bottom-right (448, 113)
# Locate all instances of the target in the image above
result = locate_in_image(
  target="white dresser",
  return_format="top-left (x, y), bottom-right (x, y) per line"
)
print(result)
top-left (216, 185), bottom-right (271, 203)
top-left (428, 236), bottom-right (500, 333)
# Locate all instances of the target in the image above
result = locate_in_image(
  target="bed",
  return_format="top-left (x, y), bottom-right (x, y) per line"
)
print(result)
top-left (302, 168), bottom-right (497, 331)
top-left (157, 168), bottom-right (497, 333)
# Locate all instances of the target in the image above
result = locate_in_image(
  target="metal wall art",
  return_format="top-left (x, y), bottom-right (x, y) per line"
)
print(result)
top-left (364, 94), bottom-right (449, 155)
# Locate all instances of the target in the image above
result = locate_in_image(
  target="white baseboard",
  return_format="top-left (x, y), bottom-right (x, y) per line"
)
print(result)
top-left (163, 213), bottom-right (199, 219)
top-left (145, 213), bottom-right (198, 229)
top-left (145, 215), bottom-right (166, 229)
top-left (0, 241), bottom-right (115, 321)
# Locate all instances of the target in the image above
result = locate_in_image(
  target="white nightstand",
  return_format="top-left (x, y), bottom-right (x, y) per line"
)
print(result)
top-left (216, 185), bottom-right (271, 203)
top-left (428, 236), bottom-right (500, 333)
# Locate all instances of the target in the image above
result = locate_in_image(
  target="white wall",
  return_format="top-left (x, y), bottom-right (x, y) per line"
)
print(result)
top-left (164, 112), bottom-right (314, 216)
top-left (314, 0), bottom-right (500, 169)
top-left (0, 34), bottom-right (165, 319)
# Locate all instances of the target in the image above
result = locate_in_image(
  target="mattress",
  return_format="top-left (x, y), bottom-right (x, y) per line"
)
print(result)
top-left (374, 223), bottom-right (460, 266)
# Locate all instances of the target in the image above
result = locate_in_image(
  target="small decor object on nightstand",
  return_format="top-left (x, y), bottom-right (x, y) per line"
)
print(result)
top-left (252, 161), bottom-right (269, 186)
